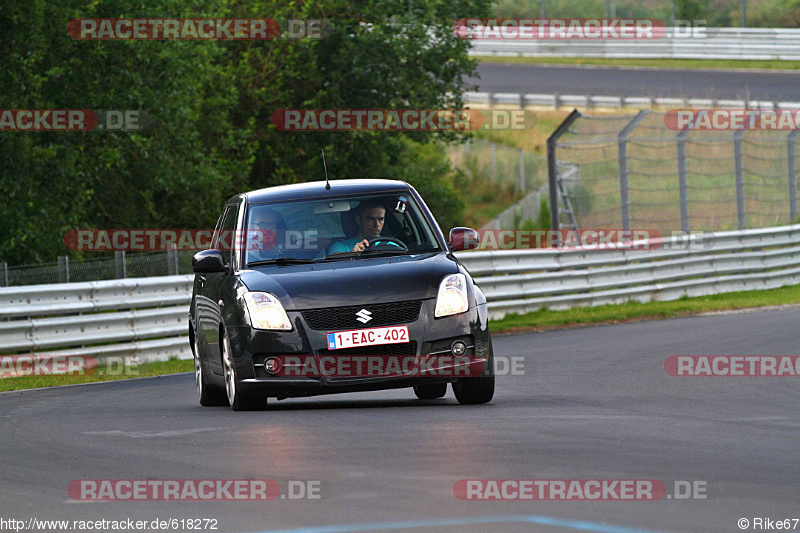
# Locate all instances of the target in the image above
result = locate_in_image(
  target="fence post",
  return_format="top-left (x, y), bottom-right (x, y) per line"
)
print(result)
top-left (547, 109), bottom-right (582, 239)
top-left (788, 129), bottom-right (799, 223)
top-left (57, 256), bottom-right (70, 283)
top-left (464, 138), bottom-right (472, 179)
top-left (617, 110), bottom-right (650, 232)
top-left (490, 142), bottom-right (497, 182)
top-left (734, 130), bottom-right (747, 229)
top-left (518, 149), bottom-right (526, 192)
top-left (115, 251), bottom-right (127, 279)
top-left (167, 244), bottom-right (178, 275)
top-left (1, 262), bottom-right (7, 287)
top-left (677, 129), bottom-right (691, 233)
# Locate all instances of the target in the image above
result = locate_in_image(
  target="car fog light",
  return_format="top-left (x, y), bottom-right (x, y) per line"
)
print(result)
top-left (264, 357), bottom-right (281, 374)
top-left (451, 340), bottom-right (467, 356)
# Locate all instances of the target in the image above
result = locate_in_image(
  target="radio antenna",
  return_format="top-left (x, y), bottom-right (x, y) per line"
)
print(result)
top-left (321, 149), bottom-right (331, 190)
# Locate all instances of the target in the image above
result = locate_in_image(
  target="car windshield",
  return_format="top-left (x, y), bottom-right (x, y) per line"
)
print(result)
top-left (244, 193), bottom-right (441, 265)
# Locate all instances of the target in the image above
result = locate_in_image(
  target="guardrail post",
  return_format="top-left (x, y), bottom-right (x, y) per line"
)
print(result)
top-left (115, 251), bottom-right (127, 279)
top-left (788, 129), bottom-right (799, 223)
top-left (617, 110), bottom-right (650, 232)
top-left (57, 256), bottom-right (69, 283)
top-left (677, 129), bottom-right (691, 233)
top-left (734, 130), bottom-right (747, 229)
top-left (167, 244), bottom-right (178, 276)
top-left (518, 149), bottom-right (525, 192)
top-left (547, 109), bottom-right (582, 240)
top-left (490, 142), bottom-right (497, 182)
top-left (1, 262), bottom-right (7, 287)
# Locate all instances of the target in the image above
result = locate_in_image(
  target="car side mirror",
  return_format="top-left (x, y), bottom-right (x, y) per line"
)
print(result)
top-left (449, 227), bottom-right (479, 251)
top-left (192, 249), bottom-right (226, 273)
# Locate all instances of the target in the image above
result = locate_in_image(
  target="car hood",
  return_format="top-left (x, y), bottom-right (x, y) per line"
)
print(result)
top-left (237, 252), bottom-right (458, 310)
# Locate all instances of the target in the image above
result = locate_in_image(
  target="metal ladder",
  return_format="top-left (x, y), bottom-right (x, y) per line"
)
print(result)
top-left (555, 161), bottom-right (579, 230)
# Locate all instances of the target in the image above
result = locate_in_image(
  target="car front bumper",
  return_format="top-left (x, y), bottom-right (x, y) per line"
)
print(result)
top-left (226, 299), bottom-right (491, 398)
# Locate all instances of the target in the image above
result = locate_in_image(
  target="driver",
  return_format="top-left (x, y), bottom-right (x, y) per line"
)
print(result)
top-left (330, 200), bottom-right (399, 253)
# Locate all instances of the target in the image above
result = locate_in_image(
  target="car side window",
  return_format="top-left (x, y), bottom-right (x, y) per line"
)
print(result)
top-left (211, 211), bottom-right (225, 250)
top-left (214, 204), bottom-right (239, 266)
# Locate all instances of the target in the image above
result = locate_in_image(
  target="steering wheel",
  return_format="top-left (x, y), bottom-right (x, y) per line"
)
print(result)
top-left (367, 237), bottom-right (409, 251)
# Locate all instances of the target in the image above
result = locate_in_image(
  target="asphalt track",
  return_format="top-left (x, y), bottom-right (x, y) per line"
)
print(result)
top-left (469, 63), bottom-right (800, 101)
top-left (1, 307), bottom-right (798, 532)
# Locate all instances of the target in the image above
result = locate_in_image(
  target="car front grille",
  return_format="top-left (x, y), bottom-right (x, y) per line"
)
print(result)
top-left (302, 300), bottom-right (423, 331)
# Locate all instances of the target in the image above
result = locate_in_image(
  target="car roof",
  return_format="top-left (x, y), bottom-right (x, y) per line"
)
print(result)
top-left (242, 179), bottom-right (411, 204)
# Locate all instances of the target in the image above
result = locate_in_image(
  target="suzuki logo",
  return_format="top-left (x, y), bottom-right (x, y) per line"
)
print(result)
top-left (355, 309), bottom-right (373, 324)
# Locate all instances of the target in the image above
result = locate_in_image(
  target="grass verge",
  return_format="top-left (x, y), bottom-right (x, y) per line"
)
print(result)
top-left (491, 283), bottom-right (800, 334)
top-left (0, 358), bottom-right (193, 392)
top-left (473, 56), bottom-right (800, 71)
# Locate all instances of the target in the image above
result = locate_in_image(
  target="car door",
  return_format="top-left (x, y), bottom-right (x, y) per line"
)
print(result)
top-left (200, 200), bottom-right (242, 376)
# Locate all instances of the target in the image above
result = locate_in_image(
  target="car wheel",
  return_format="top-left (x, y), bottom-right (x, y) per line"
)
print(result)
top-left (194, 333), bottom-right (227, 406)
top-left (452, 340), bottom-right (495, 405)
top-left (222, 331), bottom-right (266, 411)
top-left (413, 382), bottom-right (447, 400)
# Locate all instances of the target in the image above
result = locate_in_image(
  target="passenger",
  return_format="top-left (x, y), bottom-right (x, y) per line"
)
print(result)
top-left (248, 209), bottom-right (287, 260)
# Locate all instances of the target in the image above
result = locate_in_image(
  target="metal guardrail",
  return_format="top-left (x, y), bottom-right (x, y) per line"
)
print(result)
top-left (469, 28), bottom-right (800, 61)
top-left (0, 276), bottom-right (193, 366)
top-left (465, 91), bottom-right (800, 111)
top-left (2, 224), bottom-right (800, 368)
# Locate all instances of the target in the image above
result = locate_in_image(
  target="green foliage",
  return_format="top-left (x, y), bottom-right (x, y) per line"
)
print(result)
top-left (675, 0), bottom-right (709, 20)
top-left (390, 140), bottom-right (465, 234)
top-left (750, 0), bottom-right (800, 27)
top-left (0, 0), bottom-right (491, 264)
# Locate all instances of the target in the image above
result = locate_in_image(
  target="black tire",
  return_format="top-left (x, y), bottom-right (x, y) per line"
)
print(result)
top-left (413, 382), bottom-right (447, 400)
top-left (452, 340), bottom-right (495, 405)
top-left (193, 332), bottom-right (227, 406)
top-left (222, 331), bottom-right (267, 411)
top-left (195, 355), bottom-right (228, 406)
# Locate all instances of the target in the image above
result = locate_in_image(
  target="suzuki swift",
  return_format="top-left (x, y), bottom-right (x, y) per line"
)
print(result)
top-left (189, 179), bottom-right (493, 410)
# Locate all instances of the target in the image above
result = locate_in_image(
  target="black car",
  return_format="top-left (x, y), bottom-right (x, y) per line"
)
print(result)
top-left (189, 179), bottom-right (493, 410)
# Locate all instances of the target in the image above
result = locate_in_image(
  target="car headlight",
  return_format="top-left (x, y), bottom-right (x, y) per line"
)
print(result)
top-left (243, 292), bottom-right (292, 331)
top-left (434, 273), bottom-right (469, 318)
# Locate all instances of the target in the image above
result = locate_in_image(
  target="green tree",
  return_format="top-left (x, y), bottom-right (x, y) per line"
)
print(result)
top-left (0, 0), bottom-right (489, 264)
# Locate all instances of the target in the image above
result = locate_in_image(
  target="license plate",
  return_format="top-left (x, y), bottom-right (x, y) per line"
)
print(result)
top-left (326, 326), bottom-right (409, 350)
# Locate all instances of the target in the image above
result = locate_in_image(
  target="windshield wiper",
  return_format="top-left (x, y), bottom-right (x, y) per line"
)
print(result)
top-left (325, 249), bottom-right (409, 260)
top-left (247, 257), bottom-right (317, 267)
top-left (359, 248), bottom-right (409, 256)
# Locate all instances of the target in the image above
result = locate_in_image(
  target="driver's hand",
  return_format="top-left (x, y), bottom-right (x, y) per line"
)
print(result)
top-left (352, 239), bottom-right (370, 252)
